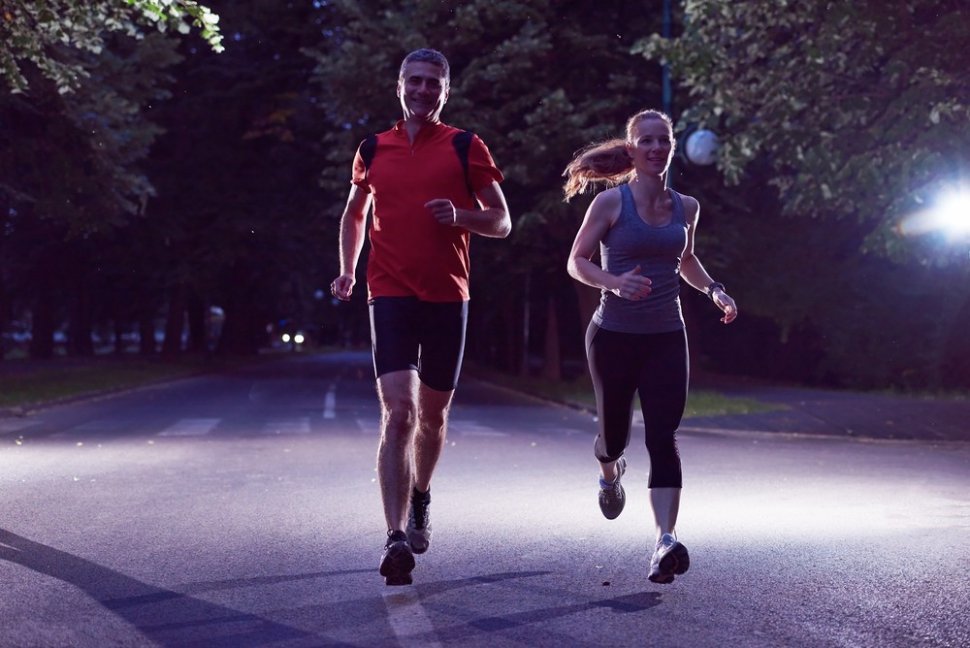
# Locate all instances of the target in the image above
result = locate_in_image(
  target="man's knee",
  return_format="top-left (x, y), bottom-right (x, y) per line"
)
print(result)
top-left (381, 396), bottom-right (418, 436)
top-left (418, 406), bottom-right (448, 435)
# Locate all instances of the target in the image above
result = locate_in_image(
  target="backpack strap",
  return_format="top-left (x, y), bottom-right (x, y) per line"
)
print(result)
top-left (359, 133), bottom-right (377, 180)
top-left (452, 130), bottom-right (476, 200)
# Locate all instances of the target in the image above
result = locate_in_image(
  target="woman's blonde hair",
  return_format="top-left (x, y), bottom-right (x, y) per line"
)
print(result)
top-left (562, 109), bottom-right (674, 202)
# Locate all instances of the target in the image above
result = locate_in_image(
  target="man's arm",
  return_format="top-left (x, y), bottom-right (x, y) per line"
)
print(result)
top-left (331, 184), bottom-right (372, 301)
top-left (425, 180), bottom-right (511, 238)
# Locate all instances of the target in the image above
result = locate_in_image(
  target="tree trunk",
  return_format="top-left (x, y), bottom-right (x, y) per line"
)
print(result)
top-left (113, 319), bottom-right (125, 355)
top-left (572, 279), bottom-right (599, 340)
top-left (942, 296), bottom-right (970, 388)
top-left (138, 314), bottom-right (156, 356)
top-left (520, 273), bottom-right (531, 376)
top-left (218, 305), bottom-right (263, 356)
top-left (29, 293), bottom-right (55, 359)
top-left (0, 276), bottom-right (7, 362)
top-left (67, 279), bottom-right (95, 356)
top-left (542, 295), bottom-right (561, 382)
top-left (161, 283), bottom-right (186, 358)
top-left (186, 289), bottom-right (207, 355)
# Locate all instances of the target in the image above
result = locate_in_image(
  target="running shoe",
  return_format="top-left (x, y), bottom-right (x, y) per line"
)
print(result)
top-left (380, 530), bottom-right (415, 586)
top-left (648, 533), bottom-right (690, 584)
top-left (406, 488), bottom-right (432, 554)
top-left (598, 456), bottom-right (627, 520)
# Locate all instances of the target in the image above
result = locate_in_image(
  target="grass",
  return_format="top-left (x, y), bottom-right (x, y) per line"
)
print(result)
top-left (465, 365), bottom-right (782, 418)
top-left (0, 351), bottom-right (783, 418)
top-left (0, 354), bottom-right (273, 410)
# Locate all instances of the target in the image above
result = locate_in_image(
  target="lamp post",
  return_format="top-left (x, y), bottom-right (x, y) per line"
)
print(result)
top-left (662, 0), bottom-right (677, 188)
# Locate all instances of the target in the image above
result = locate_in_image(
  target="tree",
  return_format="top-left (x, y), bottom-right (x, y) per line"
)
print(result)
top-left (146, 0), bottom-right (333, 356)
top-left (0, 32), bottom-right (186, 357)
top-left (634, 0), bottom-right (970, 388)
top-left (0, 0), bottom-right (221, 358)
top-left (636, 0), bottom-right (969, 259)
top-left (0, 0), bottom-right (223, 94)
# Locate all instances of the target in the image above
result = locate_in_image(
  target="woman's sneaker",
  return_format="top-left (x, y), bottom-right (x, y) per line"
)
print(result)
top-left (380, 530), bottom-right (415, 586)
top-left (406, 488), bottom-right (432, 554)
top-left (648, 533), bottom-right (690, 584)
top-left (598, 457), bottom-right (627, 519)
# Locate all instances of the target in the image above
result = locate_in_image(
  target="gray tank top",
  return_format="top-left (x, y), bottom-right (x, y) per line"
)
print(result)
top-left (591, 184), bottom-right (688, 334)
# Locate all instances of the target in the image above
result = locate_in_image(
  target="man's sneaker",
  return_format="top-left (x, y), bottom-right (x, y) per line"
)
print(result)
top-left (598, 457), bottom-right (627, 520)
top-left (379, 530), bottom-right (415, 586)
top-left (648, 533), bottom-right (690, 584)
top-left (406, 488), bottom-right (432, 554)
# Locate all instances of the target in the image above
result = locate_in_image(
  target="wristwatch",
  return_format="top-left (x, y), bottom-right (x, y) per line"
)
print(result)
top-left (705, 282), bottom-right (726, 301)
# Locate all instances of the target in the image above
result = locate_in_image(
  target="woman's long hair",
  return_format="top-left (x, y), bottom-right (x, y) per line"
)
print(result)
top-left (562, 109), bottom-right (674, 202)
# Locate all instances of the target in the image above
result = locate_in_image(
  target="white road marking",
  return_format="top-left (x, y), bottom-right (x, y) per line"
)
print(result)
top-left (450, 419), bottom-right (509, 437)
top-left (158, 418), bottom-right (221, 437)
top-left (262, 417), bottom-right (311, 436)
top-left (67, 419), bottom-right (131, 432)
top-left (323, 384), bottom-right (336, 419)
top-left (0, 419), bottom-right (36, 434)
top-left (382, 589), bottom-right (442, 648)
top-left (356, 418), bottom-right (380, 435)
top-left (355, 418), bottom-right (508, 438)
top-left (49, 418), bottom-right (131, 437)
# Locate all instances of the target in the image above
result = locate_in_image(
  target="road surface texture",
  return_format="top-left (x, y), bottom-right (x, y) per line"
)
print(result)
top-left (1, 351), bottom-right (967, 647)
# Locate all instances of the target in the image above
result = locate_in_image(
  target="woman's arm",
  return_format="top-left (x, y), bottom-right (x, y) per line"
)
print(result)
top-left (567, 190), bottom-right (652, 301)
top-left (679, 196), bottom-right (738, 323)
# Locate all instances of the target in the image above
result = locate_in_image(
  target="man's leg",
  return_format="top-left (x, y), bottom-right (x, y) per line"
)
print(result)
top-left (404, 382), bottom-right (454, 555)
top-left (375, 369), bottom-right (420, 585)
top-left (413, 384), bottom-right (454, 492)
top-left (369, 297), bottom-right (422, 585)
top-left (376, 370), bottom-right (420, 533)
top-left (406, 300), bottom-right (466, 553)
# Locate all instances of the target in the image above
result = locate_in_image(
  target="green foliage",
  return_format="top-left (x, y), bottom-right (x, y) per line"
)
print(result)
top-left (0, 0), bottom-right (222, 94)
top-left (0, 32), bottom-right (182, 235)
top-left (636, 0), bottom-right (970, 260)
top-left (143, 0), bottom-right (334, 354)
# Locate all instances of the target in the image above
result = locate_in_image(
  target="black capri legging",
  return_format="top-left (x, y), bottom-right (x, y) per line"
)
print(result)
top-left (585, 322), bottom-right (688, 488)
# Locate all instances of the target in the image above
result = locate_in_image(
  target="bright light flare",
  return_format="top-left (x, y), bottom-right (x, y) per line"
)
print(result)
top-left (281, 333), bottom-right (291, 344)
top-left (898, 186), bottom-right (970, 239)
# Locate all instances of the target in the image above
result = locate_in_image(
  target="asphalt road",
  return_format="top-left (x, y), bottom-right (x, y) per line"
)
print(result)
top-left (1, 351), bottom-right (967, 647)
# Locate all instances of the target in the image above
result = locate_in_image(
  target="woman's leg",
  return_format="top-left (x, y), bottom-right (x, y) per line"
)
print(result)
top-left (586, 323), bottom-right (639, 479)
top-left (638, 330), bottom-right (691, 582)
top-left (637, 329), bottom-right (689, 537)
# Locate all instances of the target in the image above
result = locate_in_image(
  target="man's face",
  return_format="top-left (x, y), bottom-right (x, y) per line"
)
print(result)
top-left (397, 61), bottom-right (449, 123)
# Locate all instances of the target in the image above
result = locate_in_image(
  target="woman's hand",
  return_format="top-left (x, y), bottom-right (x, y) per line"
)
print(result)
top-left (611, 265), bottom-right (652, 301)
top-left (712, 290), bottom-right (738, 324)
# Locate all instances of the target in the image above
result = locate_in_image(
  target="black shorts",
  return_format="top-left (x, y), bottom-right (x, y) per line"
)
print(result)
top-left (368, 296), bottom-right (468, 392)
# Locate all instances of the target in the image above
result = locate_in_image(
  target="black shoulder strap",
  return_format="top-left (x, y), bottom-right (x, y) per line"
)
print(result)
top-left (359, 134), bottom-right (377, 178)
top-left (452, 130), bottom-right (475, 200)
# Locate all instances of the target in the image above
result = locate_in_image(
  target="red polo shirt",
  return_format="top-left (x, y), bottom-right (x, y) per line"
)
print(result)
top-left (351, 121), bottom-right (504, 302)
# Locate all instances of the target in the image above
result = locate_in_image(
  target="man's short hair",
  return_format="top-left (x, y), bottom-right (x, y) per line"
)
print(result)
top-left (399, 48), bottom-right (450, 88)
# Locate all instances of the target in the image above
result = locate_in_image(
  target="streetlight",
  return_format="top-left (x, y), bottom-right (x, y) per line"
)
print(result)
top-left (898, 185), bottom-right (970, 240)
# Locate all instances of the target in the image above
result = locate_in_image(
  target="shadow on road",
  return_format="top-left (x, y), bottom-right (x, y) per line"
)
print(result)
top-left (2, 531), bottom-right (672, 645)
top-left (384, 571), bottom-right (663, 643)
top-left (0, 528), bottom-right (359, 647)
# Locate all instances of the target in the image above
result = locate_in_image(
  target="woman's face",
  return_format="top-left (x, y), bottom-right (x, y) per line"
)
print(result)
top-left (628, 117), bottom-right (674, 177)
